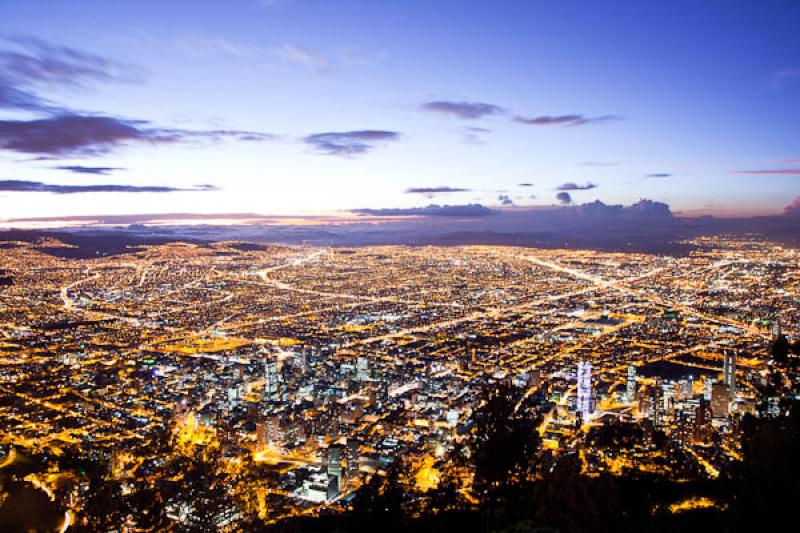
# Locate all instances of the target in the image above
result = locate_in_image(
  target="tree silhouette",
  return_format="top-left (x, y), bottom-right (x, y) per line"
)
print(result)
top-left (734, 400), bottom-right (800, 530)
top-left (470, 382), bottom-right (540, 501)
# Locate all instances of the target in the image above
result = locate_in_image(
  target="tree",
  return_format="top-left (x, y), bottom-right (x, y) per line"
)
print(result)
top-left (470, 383), bottom-right (540, 501)
top-left (128, 484), bottom-right (170, 531)
top-left (734, 400), bottom-right (800, 530)
top-left (532, 454), bottom-right (619, 533)
top-left (351, 458), bottom-right (413, 531)
top-left (77, 476), bottom-right (125, 532)
top-left (770, 334), bottom-right (790, 364)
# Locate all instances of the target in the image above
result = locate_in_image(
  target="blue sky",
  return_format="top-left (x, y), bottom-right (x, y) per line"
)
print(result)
top-left (1, 0), bottom-right (799, 220)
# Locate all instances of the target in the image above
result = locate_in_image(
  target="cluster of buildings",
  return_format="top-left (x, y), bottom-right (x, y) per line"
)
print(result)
top-left (0, 235), bottom-right (797, 527)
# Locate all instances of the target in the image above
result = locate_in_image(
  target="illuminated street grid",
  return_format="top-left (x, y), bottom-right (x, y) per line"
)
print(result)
top-left (0, 236), bottom-right (797, 526)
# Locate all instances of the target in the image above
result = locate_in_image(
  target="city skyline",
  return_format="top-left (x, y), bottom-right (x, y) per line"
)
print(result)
top-left (2, 0), bottom-right (800, 222)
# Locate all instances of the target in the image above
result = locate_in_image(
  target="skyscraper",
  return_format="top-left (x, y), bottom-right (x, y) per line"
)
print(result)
top-left (263, 356), bottom-right (279, 403)
top-left (345, 438), bottom-right (360, 485)
top-left (577, 361), bottom-right (592, 421)
top-left (356, 357), bottom-right (369, 381)
top-left (327, 444), bottom-right (343, 499)
top-left (723, 351), bottom-right (736, 396)
top-left (626, 365), bottom-right (637, 403)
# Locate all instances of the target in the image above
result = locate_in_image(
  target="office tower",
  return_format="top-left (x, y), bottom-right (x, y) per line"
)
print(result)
top-left (723, 351), bottom-right (736, 396)
top-left (263, 357), bottom-right (278, 403)
top-left (327, 444), bottom-right (343, 498)
top-left (704, 378), bottom-right (713, 401)
top-left (345, 438), bottom-right (360, 484)
top-left (577, 361), bottom-right (592, 421)
top-left (256, 420), bottom-right (267, 450)
top-left (711, 383), bottom-right (731, 419)
top-left (662, 382), bottom-right (676, 416)
top-left (626, 365), bottom-right (637, 403)
top-left (265, 414), bottom-right (283, 449)
top-left (694, 399), bottom-right (711, 442)
top-left (650, 382), bottom-right (664, 427)
top-left (772, 321), bottom-right (782, 341)
top-left (356, 357), bottom-right (369, 381)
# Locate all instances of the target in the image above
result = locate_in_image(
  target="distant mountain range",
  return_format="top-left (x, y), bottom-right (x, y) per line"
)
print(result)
top-left (3, 199), bottom-right (800, 257)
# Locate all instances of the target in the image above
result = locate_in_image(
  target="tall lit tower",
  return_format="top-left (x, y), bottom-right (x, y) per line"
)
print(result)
top-left (577, 361), bottom-right (592, 421)
top-left (723, 351), bottom-right (736, 396)
top-left (626, 365), bottom-right (637, 403)
top-left (263, 356), bottom-right (278, 404)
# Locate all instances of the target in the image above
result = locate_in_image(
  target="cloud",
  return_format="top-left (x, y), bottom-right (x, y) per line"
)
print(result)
top-left (304, 130), bottom-right (400, 157)
top-left (338, 46), bottom-right (386, 66)
top-left (420, 101), bottom-right (504, 120)
top-left (580, 161), bottom-right (620, 167)
top-left (173, 35), bottom-right (264, 59)
top-left (352, 204), bottom-right (495, 217)
top-left (498, 194), bottom-right (513, 205)
top-left (0, 180), bottom-right (216, 194)
top-left (54, 165), bottom-right (124, 175)
top-left (514, 114), bottom-right (622, 126)
top-left (0, 82), bottom-right (59, 112)
top-left (556, 182), bottom-right (598, 191)
top-left (771, 67), bottom-right (800, 90)
top-left (0, 36), bottom-right (142, 114)
top-left (275, 44), bottom-right (328, 73)
top-left (645, 173), bottom-right (672, 178)
top-left (0, 114), bottom-right (275, 157)
top-left (556, 192), bottom-right (573, 204)
top-left (405, 186), bottom-right (470, 194)
top-left (785, 196), bottom-right (800, 216)
top-left (0, 35), bottom-right (144, 89)
top-left (518, 182), bottom-right (533, 187)
top-left (734, 168), bottom-right (800, 176)
top-left (461, 126), bottom-right (490, 145)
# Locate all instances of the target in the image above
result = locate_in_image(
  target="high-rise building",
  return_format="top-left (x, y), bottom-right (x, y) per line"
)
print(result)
top-left (356, 357), bottom-right (369, 381)
top-left (345, 438), bottom-right (360, 485)
top-left (711, 383), bottom-right (731, 419)
top-left (576, 361), bottom-right (592, 421)
top-left (649, 382), bottom-right (664, 427)
top-left (723, 351), bottom-right (736, 396)
top-left (626, 365), bottom-right (637, 403)
top-left (327, 444), bottom-right (343, 498)
top-left (704, 378), bottom-right (713, 401)
top-left (263, 357), bottom-right (279, 403)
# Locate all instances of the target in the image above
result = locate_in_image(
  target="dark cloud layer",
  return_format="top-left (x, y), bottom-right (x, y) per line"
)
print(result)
top-left (352, 204), bottom-right (495, 217)
top-left (0, 114), bottom-right (274, 157)
top-left (0, 38), bottom-right (273, 158)
top-left (405, 186), bottom-right (469, 194)
top-left (420, 101), bottom-right (504, 120)
top-left (514, 114), bottom-right (621, 126)
top-left (0, 180), bottom-right (216, 194)
top-left (304, 130), bottom-right (400, 156)
top-left (645, 173), bottom-right (672, 178)
top-left (556, 182), bottom-right (598, 191)
top-left (556, 191), bottom-right (573, 204)
top-left (54, 165), bottom-right (124, 175)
